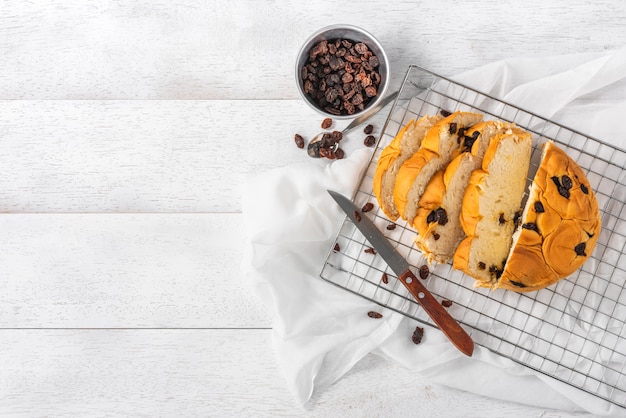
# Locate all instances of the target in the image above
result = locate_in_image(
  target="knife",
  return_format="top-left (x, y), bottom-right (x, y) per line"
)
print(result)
top-left (328, 190), bottom-right (474, 357)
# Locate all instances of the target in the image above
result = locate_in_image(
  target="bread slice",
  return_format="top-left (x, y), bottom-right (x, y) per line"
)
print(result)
top-left (373, 114), bottom-right (442, 220)
top-left (414, 121), bottom-right (512, 264)
top-left (497, 141), bottom-right (602, 291)
top-left (393, 111), bottom-right (483, 224)
top-left (453, 126), bottom-right (532, 287)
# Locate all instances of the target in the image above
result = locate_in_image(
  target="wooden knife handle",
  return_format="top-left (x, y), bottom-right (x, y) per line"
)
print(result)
top-left (399, 269), bottom-right (474, 356)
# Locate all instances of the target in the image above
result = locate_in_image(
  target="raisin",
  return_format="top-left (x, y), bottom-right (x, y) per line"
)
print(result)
top-left (419, 264), bottom-right (430, 280)
top-left (381, 272), bottom-right (389, 284)
top-left (581, 184), bottom-right (589, 194)
top-left (412, 326), bottom-right (424, 344)
top-left (449, 122), bottom-right (458, 135)
top-left (294, 134), bottom-right (305, 149)
top-left (462, 131), bottom-right (480, 152)
top-left (513, 210), bottom-right (522, 228)
top-left (522, 223), bottom-right (539, 233)
top-left (364, 135), bottom-right (376, 147)
top-left (368, 311), bottom-right (383, 319)
top-left (498, 213), bottom-right (506, 225)
top-left (364, 247), bottom-right (376, 254)
top-left (433, 232), bottom-right (440, 241)
top-left (427, 208), bottom-right (447, 225)
top-left (552, 176), bottom-right (570, 199)
top-left (321, 118), bottom-right (332, 129)
top-left (441, 300), bottom-right (453, 308)
top-left (534, 201), bottom-right (545, 213)
top-left (478, 262), bottom-right (486, 270)
top-left (435, 208), bottom-right (448, 225)
top-left (302, 38), bottom-right (381, 116)
top-left (574, 242), bottom-right (587, 256)
top-left (353, 210), bottom-right (361, 222)
top-left (386, 223), bottom-right (396, 230)
top-left (440, 109), bottom-right (452, 117)
top-left (320, 147), bottom-right (336, 159)
top-left (489, 265), bottom-right (503, 279)
top-left (354, 42), bottom-right (369, 54)
top-left (363, 124), bottom-right (374, 134)
top-left (361, 202), bottom-right (374, 212)
top-left (333, 243), bottom-right (340, 252)
top-left (561, 175), bottom-right (573, 190)
top-left (330, 130), bottom-right (343, 142)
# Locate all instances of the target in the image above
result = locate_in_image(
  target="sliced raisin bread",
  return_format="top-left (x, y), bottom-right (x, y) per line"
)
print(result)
top-left (373, 114), bottom-right (442, 220)
top-left (393, 111), bottom-right (483, 224)
top-left (414, 121), bottom-right (512, 264)
top-left (453, 126), bottom-right (533, 287)
top-left (497, 141), bottom-right (602, 291)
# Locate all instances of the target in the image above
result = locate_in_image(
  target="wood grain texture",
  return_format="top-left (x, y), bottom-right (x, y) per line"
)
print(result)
top-left (0, 329), bottom-right (593, 417)
top-left (0, 99), bottom-right (389, 212)
top-left (0, 0), bottom-right (624, 99)
top-left (0, 0), bottom-right (623, 415)
top-left (0, 213), bottom-right (269, 328)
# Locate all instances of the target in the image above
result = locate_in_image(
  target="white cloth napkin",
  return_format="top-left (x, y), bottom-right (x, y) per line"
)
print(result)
top-left (242, 47), bottom-right (626, 415)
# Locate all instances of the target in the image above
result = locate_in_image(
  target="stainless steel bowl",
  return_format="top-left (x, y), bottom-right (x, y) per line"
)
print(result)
top-left (295, 24), bottom-right (390, 120)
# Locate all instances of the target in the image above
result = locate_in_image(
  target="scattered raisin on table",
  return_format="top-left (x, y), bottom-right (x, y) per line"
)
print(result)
top-left (361, 202), bottom-right (374, 212)
top-left (368, 311), bottom-right (383, 319)
top-left (418, 264), bottom-right (430, 280)
top-left (333, 243), bottom-right (340, 252)
top-left (353, 210), bottom-right (361, 222)
top-left (412, 326), bottom-right (424, 344)
top-left (441, 300), bottom-right (453, 308)
top-left (364, 247), bottom-right (376, 254)
top-left (321, 117), bottom-right (333, 129)
top-left (294, 133), bottom-right (305, 149)
top-left (363, 124), bottom-right (374, 134)
top-left (386, 223), bottom-right (396, 230)
top-left (381, 272), bottom-right (389, 284)
top-left (364, 135), bottom-right (376, 147)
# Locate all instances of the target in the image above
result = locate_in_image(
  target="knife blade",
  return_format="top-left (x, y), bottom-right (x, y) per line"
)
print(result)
top-left (328, 190), bottom-right (474, 357)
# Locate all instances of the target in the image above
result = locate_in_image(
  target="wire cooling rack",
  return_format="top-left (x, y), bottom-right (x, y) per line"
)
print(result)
top-left (319, 65), bottom-right (626, 408)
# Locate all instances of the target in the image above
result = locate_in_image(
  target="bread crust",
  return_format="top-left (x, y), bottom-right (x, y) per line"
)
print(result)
top-left (497, 141), bottom-right (601, 291)
top-left (373, 115), bottom-right (441, 220)
top-left (453, 127), bottom-right (533, 286)
top-left (393, 111), bottom-right (483, 223)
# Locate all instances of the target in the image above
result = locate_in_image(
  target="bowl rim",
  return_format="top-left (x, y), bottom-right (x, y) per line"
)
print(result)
top-left (295, 24), bottom-right (390, 120)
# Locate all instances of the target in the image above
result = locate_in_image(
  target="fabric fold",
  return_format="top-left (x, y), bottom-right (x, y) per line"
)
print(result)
top-left (242, 47), bottom-right (626, 415)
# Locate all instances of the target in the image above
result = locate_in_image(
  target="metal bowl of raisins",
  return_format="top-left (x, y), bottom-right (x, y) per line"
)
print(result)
top-left (296, 24), bottom-right (390, 120)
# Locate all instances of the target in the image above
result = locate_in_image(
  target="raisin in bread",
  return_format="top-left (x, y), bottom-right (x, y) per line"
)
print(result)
top-left (453, 126), bottom-right (533, 287)
top-left (497, 141), bottom-right (602, 291)
top-left (373, 114), bottom-right (442, 220)
top-left (414, 121), bottom-right (512, 264)
top-left (393, 111), bottom-right (483, 224)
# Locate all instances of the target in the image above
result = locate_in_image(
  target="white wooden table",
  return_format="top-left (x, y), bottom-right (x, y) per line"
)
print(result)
top-left (1, 1), bottom-right (623, 416)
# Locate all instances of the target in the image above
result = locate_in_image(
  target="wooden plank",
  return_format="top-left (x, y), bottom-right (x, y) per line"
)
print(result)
top-left (0, 329), bottom-right (588, 417)
top-left (1, 1), bottom-right (624, 99)
top-left (0, 99), bottom-right (387, 213)
top-left (0, 213), bottom-right (270, 328)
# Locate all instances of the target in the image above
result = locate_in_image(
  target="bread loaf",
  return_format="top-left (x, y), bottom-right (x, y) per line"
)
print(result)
top-left (372, 110), bottom-right (601, 293)
top-left (414, 121), bottom-right (512, 264)
top-left (453, 126), bottom-right (533, 287)
top-left (496, 141), bottom-right (601, 291)
top-left (393, 111), bottom-right (483, 224)
top-left (373, 115), bottom-right (442, 220)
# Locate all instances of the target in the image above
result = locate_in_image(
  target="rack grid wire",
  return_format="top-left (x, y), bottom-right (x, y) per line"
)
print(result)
top-left (319, 65), bottom-right (626, 408)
